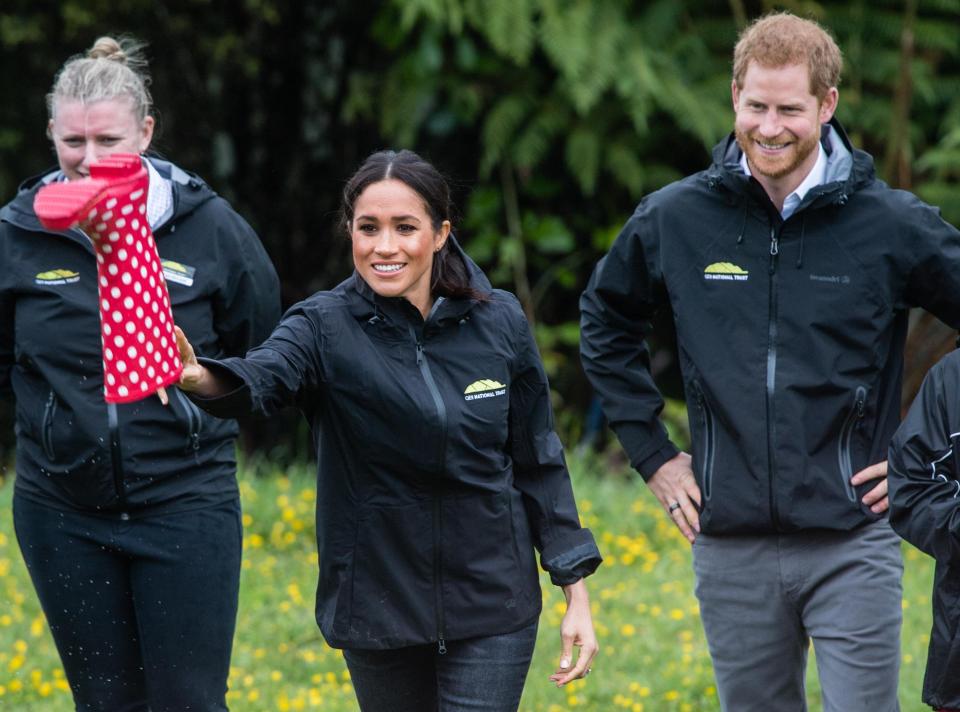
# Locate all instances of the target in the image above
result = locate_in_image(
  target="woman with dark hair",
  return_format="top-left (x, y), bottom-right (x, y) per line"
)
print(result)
top-left (0, 36), bottom-right (280, 711)
top-left (175, 149), bottom-right (601, 711)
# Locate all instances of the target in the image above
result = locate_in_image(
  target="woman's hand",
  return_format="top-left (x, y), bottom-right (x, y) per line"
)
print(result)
top-left (174, 325), bottom-right (212, 394)
top-left (549, 578), bottom-right (598, 687)
top-left (156, 327), bottom-right (205, 404)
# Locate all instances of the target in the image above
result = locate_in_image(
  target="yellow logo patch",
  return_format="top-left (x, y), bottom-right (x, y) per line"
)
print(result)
top-left (464, 379), bottom-right (507, 401)
top-left (704, 262), bottom-right (749, 281)
top-left (160, 259), bottom-right (196, 287)
top-left (162, 259), bottom-right (189, 273)
top-left (35, 269), bottom-right (80, 285)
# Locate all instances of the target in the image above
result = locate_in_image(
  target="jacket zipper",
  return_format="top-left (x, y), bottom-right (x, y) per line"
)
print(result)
top-left (42, 391), bottom-right (58, 461)
top-left (174, 388), bottom-right (202, 451)
top-left (766, 225), bottom-right (781, 529)
top-left (106, 403), bottom-right (130, 518)
top-left (694, 385), bottom-right (716, 500)
top-left (413, 329), bottom-right (449, 654)
top-left (837, 386), bottom-right (867, 502)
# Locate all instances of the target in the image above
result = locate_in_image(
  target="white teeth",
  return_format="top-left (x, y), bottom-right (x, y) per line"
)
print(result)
top-left (759, 142), bottom-right (786, 150)
top-left (373, 264), bottom-right (403, 272)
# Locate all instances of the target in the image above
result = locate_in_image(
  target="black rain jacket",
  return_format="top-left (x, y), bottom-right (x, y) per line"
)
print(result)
top-left (581, 118), bottom-right (960, 534)
top-left (0, 157), bottom-right (280, 515)
top-left (192, 243), bottom-right (601, 649)
top-left (889, 349), bottom-right (960, 710)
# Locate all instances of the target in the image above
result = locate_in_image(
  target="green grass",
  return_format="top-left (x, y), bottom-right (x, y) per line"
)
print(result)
top-left (0, 453), bottom-right (935, 711)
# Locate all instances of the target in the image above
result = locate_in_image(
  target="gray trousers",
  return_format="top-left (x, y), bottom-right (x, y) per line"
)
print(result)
top-left (692, 519), bottom-right (902, 712)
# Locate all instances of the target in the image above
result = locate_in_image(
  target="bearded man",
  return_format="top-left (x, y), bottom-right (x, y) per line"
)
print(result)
top-left (581, 12), bottom-right (960, 712)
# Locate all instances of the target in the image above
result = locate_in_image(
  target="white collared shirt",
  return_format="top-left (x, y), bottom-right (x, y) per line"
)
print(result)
top-left (740, 144), bottom-right (827, 220)
top-left (144, 158), bottom-right (174, 230)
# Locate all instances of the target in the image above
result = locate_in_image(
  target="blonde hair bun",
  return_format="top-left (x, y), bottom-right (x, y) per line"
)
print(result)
top-left (88, 36), bottom-right (126, 62)
top-left (47, 35), bottom-right (152, 122)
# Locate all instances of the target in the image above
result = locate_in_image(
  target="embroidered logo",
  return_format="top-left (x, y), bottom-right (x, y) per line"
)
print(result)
top-left (704, 262), bottom-right (749, 281)
top-left (35, 269), bottom-right (80, 285)
top-left (809, 274), bottom-right (850, 285)
top-left (161, 259), bottom-right (196, 287)
top-left (464, 379), bottom-right (507, 401)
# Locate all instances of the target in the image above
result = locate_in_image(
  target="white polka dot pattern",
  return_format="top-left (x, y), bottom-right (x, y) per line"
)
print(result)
top-left (33, 154), bottom-right (183, 403)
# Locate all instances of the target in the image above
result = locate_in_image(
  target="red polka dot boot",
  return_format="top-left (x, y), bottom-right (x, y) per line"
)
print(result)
top-left (34, 153), bottom-right (183, 403)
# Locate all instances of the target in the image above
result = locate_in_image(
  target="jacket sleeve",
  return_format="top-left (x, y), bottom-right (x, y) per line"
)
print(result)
top-left (210, 200), bottom-right (282, 356)
top-left (508, 305), bottom-right (602, 586)
top-left (0, 224), bottom-right (14, 395)
top-left (888, 351), bottom-right (960, 562)
top-left (902, 196), bottom-right (960, 328)
top-left (579, 202), bottom-right (678, 479)
top-left (190, 302), bottom-right (323, 420)
top-left (0, 282), bottom-right (12, 395)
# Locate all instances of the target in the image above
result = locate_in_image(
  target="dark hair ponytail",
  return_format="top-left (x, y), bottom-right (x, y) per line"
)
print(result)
top-left (341, 150), bottom-right (488, 301)
top-left (428, 241), bottom-right (485, 300)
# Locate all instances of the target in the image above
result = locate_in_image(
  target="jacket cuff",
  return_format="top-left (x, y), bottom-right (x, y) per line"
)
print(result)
top-left (188, 358), bottom-right (252, 418)
top-left (609, 417), bottom-right (678, 482)
top-left (636, 442), bottom-right (681, 482)
top-left (540, 528), bottom-right (603, 586)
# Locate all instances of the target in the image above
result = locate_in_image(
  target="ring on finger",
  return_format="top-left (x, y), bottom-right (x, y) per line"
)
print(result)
top-left (584, 668), bottom-right (592, 676)
top-left (668, 501), bottom-right (681, 513)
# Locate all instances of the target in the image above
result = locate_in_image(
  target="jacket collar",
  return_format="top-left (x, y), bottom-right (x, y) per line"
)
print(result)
top-left (143, 154), bottom-right (217, 223)
top-left (706, 117), bottom-right (874, 207)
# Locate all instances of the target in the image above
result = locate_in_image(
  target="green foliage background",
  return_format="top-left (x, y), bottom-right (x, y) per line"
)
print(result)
top-left (0, 4), bottom-right (957, 707)
top-left (1, 1), bottom-right (958, 459)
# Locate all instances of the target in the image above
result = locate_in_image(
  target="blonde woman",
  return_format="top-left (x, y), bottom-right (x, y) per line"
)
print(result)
top-left (0, 36), bottom-right (279, 710)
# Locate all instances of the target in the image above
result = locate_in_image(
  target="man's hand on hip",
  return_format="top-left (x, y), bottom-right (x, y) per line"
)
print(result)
top-left (648, 452), bottom-right (702, 543)
top-left (850, 460), bottom-right (889, 514)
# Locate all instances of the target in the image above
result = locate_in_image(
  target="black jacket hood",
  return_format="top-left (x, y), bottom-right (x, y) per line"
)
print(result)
top-left (705, 117), bottom-right (872, 207)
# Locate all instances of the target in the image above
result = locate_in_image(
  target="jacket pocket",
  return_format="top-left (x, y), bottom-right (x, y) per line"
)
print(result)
top-left (173, 388), bottom-right (202, 452)
top-left (441, 490), bottom-right (540, 638)
top-left (837, 386), bottom-right (867, 502)
top-left (348, 501), bottom-right (435, 647)
top-left (692, 382), bottom-right (717, 500)
top-left (41, 391), bottom-right (58, 461)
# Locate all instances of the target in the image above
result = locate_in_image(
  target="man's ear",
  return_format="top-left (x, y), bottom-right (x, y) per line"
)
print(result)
top-left (819, 87), bottom-right (839, 124)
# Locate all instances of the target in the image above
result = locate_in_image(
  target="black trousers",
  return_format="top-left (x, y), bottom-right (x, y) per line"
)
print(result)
top-left (13, 493), bottom-right (242, 712)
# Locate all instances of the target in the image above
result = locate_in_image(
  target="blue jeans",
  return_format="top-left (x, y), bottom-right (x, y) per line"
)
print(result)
top-left (13, 494), bottom-right (242, 712)
top-left (343, 620), bottom-right (539, 712)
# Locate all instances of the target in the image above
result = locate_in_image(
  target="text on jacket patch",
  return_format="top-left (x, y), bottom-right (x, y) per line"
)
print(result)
top-left (464, 379), bottom-right (507, 401)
